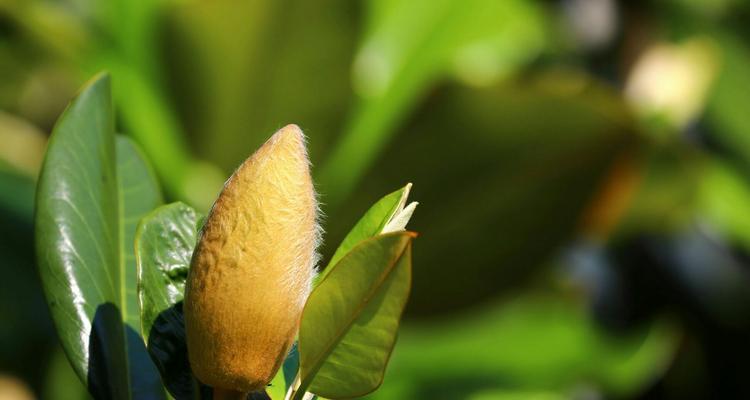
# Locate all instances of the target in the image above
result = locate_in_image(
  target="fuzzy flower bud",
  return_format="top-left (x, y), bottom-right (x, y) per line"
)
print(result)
top-left (184, 124), bottom-right (320, 394)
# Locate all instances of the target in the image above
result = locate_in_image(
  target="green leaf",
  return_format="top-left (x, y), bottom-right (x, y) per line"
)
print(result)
top-left (135, 202), bottom-right (202, 398)
top-left (298, 232), bottom-right (414, 399)
top-left (35, 73), bottom-right (130, 398)
top-left (117, 135), bottom-right (164, 332)
top-left (136, 202), bottom-right (199, 338)
top-left (316, 183), bottom-right (413, 284)
top-left (36, 73), bottom-right (165, 399)
top-left (116, 134), bottom-right (165, 399)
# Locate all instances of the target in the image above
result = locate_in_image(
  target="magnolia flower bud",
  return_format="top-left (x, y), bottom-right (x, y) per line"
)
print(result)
top-left (184, 124), bottom-right (320, 394)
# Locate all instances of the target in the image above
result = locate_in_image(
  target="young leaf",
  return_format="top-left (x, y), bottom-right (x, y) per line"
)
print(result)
top-left (135, 202), bottom-right (202, 398)
top-left (35, 73), bottom-right (164, 399)
top-left (298, 232), bottom-right (414, 399)
top-left (316, 183), bottom-right (416, 285)
top-left (136, 202), bottom-right (200, 339)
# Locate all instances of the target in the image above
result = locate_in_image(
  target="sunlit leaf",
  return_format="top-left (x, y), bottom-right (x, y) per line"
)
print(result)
top-left (316, 183), bottom-right (413, 284)
top-left (35, 73), bottom-right (164, 399)
top-left (298, 232), bottom-right (414, 399)
top-left (35, 73), bottom-right (129, 398)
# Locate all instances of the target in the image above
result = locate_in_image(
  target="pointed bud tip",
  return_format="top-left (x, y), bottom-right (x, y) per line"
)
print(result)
top-left (273, 123), bottom-right (305, 142)
top-left (263, 124), bottom-right (308, 160)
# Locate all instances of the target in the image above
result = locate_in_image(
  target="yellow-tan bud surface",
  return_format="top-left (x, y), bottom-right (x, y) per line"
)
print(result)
top-left (184, 124), bottom-right (320, 392)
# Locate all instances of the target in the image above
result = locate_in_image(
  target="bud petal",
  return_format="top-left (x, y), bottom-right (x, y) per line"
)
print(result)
top-left (185, 124), bottom-right (320, 392)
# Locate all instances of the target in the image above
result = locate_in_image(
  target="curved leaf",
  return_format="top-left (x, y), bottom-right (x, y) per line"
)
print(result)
top-left (298, 232), bottom-right (414, 399)
top-left (136, 202), bottom-right (200, 338)
top-left (36, 74), bottom-right (165, 399)
top-left (317, 184), bottom-right (413, 284)
top-left (35, 73), bottom-right (130, 399)
top-left (135, 202), bottom-right (202, 398)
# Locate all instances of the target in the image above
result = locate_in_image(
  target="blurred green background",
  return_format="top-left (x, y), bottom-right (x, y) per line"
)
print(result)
top-left (2, 0), bottom-right (750, 398)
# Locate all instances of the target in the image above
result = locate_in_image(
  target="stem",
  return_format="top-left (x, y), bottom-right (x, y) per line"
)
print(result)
top-left (286, 373), bottom-right (314, 400)
top-left (284, 374), bottom-right (301, 400)
top-left (213, 388), bottom-right (249, 400)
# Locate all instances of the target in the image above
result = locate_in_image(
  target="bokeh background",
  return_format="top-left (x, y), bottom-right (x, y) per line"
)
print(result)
top-left (2, 0), bottom-right (750, 398)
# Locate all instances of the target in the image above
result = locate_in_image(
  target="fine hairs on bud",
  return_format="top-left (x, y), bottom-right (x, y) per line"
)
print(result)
top-left (184, 124), bottom-right (321, 394)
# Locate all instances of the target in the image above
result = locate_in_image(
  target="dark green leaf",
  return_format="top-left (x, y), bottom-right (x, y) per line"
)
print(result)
top-left (135, 202), bottom-right (202, 399)
top-left (36, 74), bottom-right (165, 399)
top-left (117, 134), bottom-right (164, 331)
top-left (35, 73), bottom-right (130, 399)
top-left (136, 202), bottom-right (199, 338)
top-left (298, 232), bottom-right (414, 399)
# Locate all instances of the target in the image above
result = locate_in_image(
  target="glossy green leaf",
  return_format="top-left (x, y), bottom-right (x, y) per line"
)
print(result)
top-left (298, 232), bottom-right (414, 399)
top-left (136, 202), bottom-right (199, 338)
top-left (316, 183), bottom-right (413, 284)
top-left (117, 135), bottom-right (164, 333)
top-left (35, 73), bottom-right (129, 398)
top-left (135, 202), bottom-right (202, 398)
top-left (36, 74), bottom-right (165, 399)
